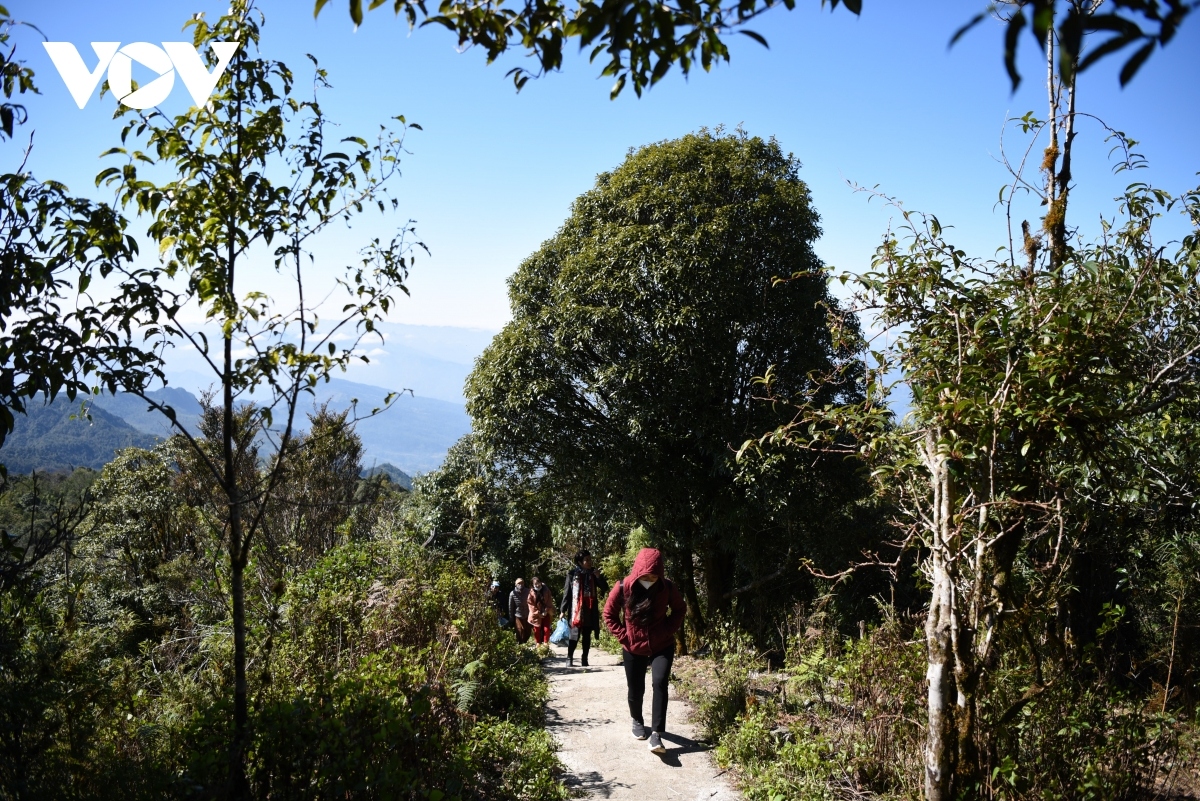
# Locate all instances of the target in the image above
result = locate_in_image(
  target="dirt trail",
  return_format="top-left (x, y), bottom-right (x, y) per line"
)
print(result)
top-left (544, 642), bottom-right (741, 800)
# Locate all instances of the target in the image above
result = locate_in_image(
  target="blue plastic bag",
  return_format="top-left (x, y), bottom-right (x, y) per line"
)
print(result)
top-left (550, 617), bottom-right (570, 646)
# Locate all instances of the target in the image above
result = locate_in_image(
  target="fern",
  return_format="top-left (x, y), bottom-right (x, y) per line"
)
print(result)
top-left (453, 659), bottom-right (485, 713)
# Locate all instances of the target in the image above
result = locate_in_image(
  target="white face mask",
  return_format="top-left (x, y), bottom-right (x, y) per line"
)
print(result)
top-left (638, 578), bottom-right (655, 589)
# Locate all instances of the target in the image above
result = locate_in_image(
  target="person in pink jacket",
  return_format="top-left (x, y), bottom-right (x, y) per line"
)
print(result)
top-left (602, 547), bottom-right (687, 755)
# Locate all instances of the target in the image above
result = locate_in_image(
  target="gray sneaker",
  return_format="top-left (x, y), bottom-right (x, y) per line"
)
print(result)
top-left (648, 731), bottom-right (666, 754)
top-left (631, 719), bottom-right (647, 740)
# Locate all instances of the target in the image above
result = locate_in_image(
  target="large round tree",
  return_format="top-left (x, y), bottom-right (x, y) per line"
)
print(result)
top-left (467, 129), bottom-right (865, 633)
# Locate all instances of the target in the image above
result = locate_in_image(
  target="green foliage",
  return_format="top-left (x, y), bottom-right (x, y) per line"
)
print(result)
top-left (318, 0), bottom-right (833, 97)
top-left (407, 434), bottom-right (552, 580)
top-left (99, 1), bottom-right (421, 436)
top-left (1, 6), bottom-right (165, 457)
top-left (458, 719), bottom-right (568, 801)
top-left (252, 540), bottom-right (565, 799)
top-left (747, 119), bottom-right (1200, 789)
top-left (0, 396), bottom-right (155, 475)
top-left (248, 653), bottom-right (457, 799)
top-left (693, 667), bottom-right (751, 743)
top-left (0, 574), bottom-right (179, 799)
top-left (685, 614), bottom-right (930, 800)
top-left (90, 3), bottom-right (427, 789)
top-left (985, 679), bottom-right (1183, 800)
top-left (0, 8), bottom-right (36, 139)
top-left (468, 128), bottom-right (868, 630)
top-left (261, 405), bottom-right (372, 574)
top-left (951, 0), bottom-right (1196, 90)
top-left (319, 0), bottom-right (1193, 97)
top-left (599, 525), bottom-right (654, 586)
top-left (0, 467), bottom-right (95, 593)
top-left (1, 510), bottom-right (568, 800)
top-left (694, 595), bottom-right (1200, 799)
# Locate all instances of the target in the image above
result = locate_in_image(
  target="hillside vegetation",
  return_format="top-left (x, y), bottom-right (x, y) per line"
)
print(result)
top-left (3, 1), bottom-right (1198, 797)
top-left (0, 396), bottom-right (155, 474)
top-left (0, 423), bottom-right (567, 800)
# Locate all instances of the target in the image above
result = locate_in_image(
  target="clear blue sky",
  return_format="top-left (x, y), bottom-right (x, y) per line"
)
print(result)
top-left (9, 0), bottom-right (1199, 336)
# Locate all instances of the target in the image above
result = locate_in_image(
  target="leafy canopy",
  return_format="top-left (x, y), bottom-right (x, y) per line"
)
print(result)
top-left (468, 129), bottom-right (865, 616)
top-left (317, 0), bottom-right (1194, 96)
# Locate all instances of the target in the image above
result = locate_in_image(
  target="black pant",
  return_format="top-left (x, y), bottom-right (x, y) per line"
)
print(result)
top-left (624, 647), bottom-right (674, 733)
top-left (567, 628), bottom-right (591, 661)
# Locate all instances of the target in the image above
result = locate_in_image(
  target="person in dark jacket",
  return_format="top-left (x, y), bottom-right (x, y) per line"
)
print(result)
top-left (489, 580), bottom-right (507, 626)
top-left (603, 547), bottom-right (686, 755)
top-left (560, 549), bottom-right (609, 667)
top-left (509, 578), bottom-right (531, 643)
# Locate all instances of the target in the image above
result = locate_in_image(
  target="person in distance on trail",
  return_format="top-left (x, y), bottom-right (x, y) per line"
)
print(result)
top-left (560, 549), bottom-right (609, 667)
top-left (509, 578), bottom-right (532, 644)
top-left (603, 547), bottom-right (686, 756)
top-left (489, 580), bottom-right (507, 626)
top-left (527, 576), bottom-right (555, 645)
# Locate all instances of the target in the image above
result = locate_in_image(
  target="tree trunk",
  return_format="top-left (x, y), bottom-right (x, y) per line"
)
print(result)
top-left (223, 245), bottom-right (249, 797)
top-left (678, 546), bottom-right (706, 636)
top-left (923, 431), bottom-right (957, 801)
top-left (229, 525), bottom-right (249, 800)
top-left (925, 552), bottom-right (956, 801)
top-left (703, 547), bottom-right (736, 619)
top-left (954, 662), bottom-right (980, 791)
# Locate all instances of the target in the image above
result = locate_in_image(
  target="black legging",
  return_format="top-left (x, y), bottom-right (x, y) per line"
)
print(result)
top-left (623, 646), bottom-right (674, 733)
top-left (567, 628), bottom-right (591, 661)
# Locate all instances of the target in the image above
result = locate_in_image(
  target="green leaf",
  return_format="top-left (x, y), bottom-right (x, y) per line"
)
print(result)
top-left (739, 30), bottom-right (769, 49)
top-left (949, 12), bottom-right (986, 48)
top-left (1119, 40), bottom-right (1156, 86)
top-left (1003, 10), bottom-right (1027, 91)
top-left (609, 74), bottom-right (626, 100)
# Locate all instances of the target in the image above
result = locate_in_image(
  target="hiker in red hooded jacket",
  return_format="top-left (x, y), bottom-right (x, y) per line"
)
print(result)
top-left (602, 547), bottom-right (686, 756)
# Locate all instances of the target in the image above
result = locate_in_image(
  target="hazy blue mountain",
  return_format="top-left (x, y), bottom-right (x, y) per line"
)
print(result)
top-left (162, 323), bottom-right (499, 404)
top-left (161, 375), bottom-right (472, 474)
top-left (4, 377), bottom-right (469, 477)
top-left (294, 378), bottom-right (471, 475)
top-left (0, 396), bottom-right (156, 474)
top-left (91, 386), bottom-right (204, 439)
top-left (1, 323), bottom-right (491, 477)
top-left (362, 463), bottom-right (414, 491)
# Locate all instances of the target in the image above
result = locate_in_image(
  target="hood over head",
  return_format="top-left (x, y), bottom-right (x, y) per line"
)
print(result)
top-left (629, 547), bottom-right (664, 581)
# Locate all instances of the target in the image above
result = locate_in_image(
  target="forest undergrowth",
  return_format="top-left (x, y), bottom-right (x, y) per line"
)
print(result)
top-left (0, 449), bottom-right (570, 801)
top-left (675, 605), bottom-right (1200, 801)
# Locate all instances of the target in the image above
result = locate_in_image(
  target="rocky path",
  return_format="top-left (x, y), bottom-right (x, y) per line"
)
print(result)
top-left (544, 642), bottom-right (741, 801)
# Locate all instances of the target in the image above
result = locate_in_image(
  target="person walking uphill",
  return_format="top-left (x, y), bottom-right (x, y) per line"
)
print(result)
top-left (509, 578), bottom-right (532, 644)
top-left (603, 547), bottom-right (686, 756)
top-left (561, 550), bottom-right (609, 667)
top-left (527, 577), bottom-right (555, 644)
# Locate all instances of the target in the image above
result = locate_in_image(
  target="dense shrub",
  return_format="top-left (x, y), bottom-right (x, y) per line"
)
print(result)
top-left (680, 603), bottom-right (1200, 800)
top-left (677, 610), bottom-right (924, 800)
top-left (0, 501), bottom-right (569, 800)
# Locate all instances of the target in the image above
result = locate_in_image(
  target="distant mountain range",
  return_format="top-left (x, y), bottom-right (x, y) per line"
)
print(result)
top-left (163, 323), bottom-right (499, 405)
top-left (0, 395), bottom-right (156, 475)
top-left (290, 377), bottom-right (472, 474)
top-left (91, 385), bottom-right (205, 440)
top-left (1, 379), bottom-right (471, 477)
top-left (1, 324), bottom-right (496, 477)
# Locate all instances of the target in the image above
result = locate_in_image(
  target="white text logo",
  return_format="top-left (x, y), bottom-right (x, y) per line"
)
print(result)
top-left (42, 41), bottom-right (240, 110)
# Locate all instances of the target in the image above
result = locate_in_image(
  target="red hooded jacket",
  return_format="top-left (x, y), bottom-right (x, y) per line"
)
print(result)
top-left (603, 548), bottom-right (686, 656)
